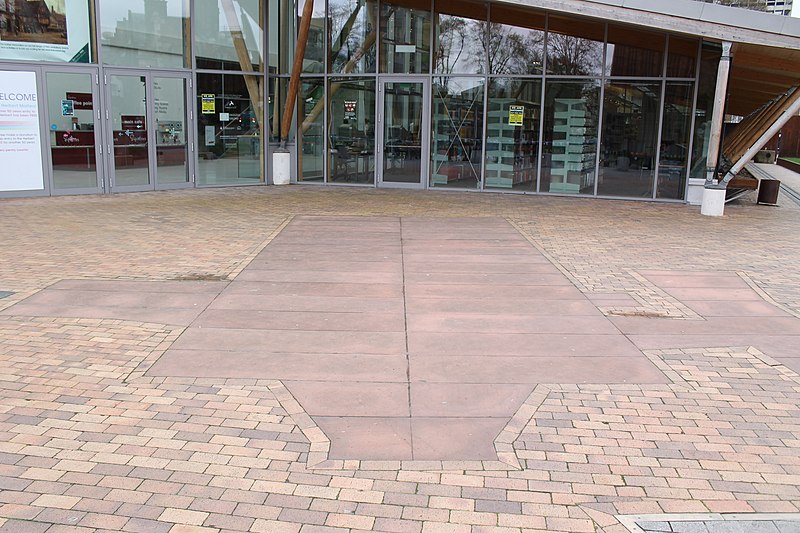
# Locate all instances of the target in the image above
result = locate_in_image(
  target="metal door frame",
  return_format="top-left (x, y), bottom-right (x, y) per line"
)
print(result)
top-left (42, 65), bottom-right (104, 196)
top-left (103, 69), bottom-right (194, 192)
top-left (376, 76), bottom-right (430, 189)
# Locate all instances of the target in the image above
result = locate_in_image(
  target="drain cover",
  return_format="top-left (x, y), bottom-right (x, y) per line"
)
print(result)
top-left (0, 291), bottom-right (14, 299)
top-left (619, 514), bottom-right (800, 533)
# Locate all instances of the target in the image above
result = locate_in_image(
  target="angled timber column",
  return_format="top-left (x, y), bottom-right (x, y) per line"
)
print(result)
top-left (280, 0), bottom-right (315, 146)
top-left (701, 41), bottom-right (733, 217)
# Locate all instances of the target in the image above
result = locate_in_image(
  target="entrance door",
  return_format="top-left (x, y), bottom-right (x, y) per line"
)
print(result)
top-left (43, 68), bottom-right (103, 195)
top-left (377, 78), bottom-right (429, 188)
top-left (104, 71), bottom-right (193, 192)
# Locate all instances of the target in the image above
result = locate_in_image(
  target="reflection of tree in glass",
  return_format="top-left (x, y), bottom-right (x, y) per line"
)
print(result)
top-left (435, 16), bottom-right (470, 74)
top-left (479, 22), bottom-right (544, 75)
top-left (329, 0), bottom-right (376, 73)
top-left (547, 33), bottom-right (603, 76)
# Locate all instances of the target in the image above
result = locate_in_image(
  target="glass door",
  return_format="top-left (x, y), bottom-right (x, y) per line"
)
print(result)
top-left (377, 77), bottom-right (429, 188)
top-left (43, 68), bottom-right (103, 194)
top-left (105, 71), bottom-right (192, 192)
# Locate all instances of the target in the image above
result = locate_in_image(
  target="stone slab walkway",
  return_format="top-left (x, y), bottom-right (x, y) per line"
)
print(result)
top-left (0, 186), bottom-right (799, 532)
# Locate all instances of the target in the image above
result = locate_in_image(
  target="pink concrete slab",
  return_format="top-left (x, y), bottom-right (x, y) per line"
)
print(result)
top-left (314, 417), bottom-right (413, 460)
top-left (209, 294), bottom-right (405, 313)
top-left (639, 273), bottom-right (750, 289)
top-left (194, 309), bottom-right (406, 332)
top-left (410, 355), bottom-right (668, 384)
top-left (285, 382), bottom-right (410, 417)
top-left (12, 290), bottom-right (216, 309)
top-left (409, 332), bottom-right (643, 357)
top-left (403, 272), bottom-right (571, 286)
top-left (407, 314), bottom-right (619, 334)
top-left (629, 334), bottom-right (800, 362)
top-left (172, 328), bottom-right (407, 354)
top-left (51, 280), bottom-right (229, 294)
top-left (403, 262), bottom-right (561, 274)
top-left (410, 383), bottom-right (533, 417)
top-left (224, 281), bottom-right (403, 299)
top-left (411, 418), bottom-right (508, 460)
top-left (661, 287), bottom-right (764, 301)
top-left (401, 232), bottom-right (526, 241)
top-left (0, 304), bottom-right (204, 326)
top-left (610, 316), bottom-right (800, 336)
top-left (782, 358), bottom-right (800, 373)
top-left (260, 252), bottom-right (403, 262)
top-left (405, 298), bottom-right (602, 316)
top-left (235, 270), bottom-right (403, 284)
top-left (265, 244), bottom-right (402, 254)
top-left (681, 300), bottom-right (790, 317)
top-left (402, 241), bottom-right (534, 252)
top-left (245, 260), bottom-right (403, 273)
top-left (403, 254), bottom-right (550, 264)
top-left (148, 351), bottom-right (408, 381)
top-left (404, 284), bottom-right (585, 300)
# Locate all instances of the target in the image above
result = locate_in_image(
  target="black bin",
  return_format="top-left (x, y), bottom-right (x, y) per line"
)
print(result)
top-left (758, 179), bottom-right (780, 205)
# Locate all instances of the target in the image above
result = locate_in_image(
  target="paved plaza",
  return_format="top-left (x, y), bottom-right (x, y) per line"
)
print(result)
top-left (0, 182), bottom-right (800, 532)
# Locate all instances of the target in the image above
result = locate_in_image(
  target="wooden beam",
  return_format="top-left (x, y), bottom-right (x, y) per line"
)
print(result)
top-left (280, 0), bottom-right (316, 144)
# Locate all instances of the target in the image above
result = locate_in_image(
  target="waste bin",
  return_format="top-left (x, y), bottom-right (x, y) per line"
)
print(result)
top-left (757, 179), bottom-right (780, 205)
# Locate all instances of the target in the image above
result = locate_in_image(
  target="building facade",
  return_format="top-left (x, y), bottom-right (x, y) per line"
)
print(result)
top-left (0, 0), bottom-right (796, 203)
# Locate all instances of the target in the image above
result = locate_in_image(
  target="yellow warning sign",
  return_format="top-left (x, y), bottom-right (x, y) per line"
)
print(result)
top-left (201, 94), bottom-right (216, 114)
top-left (508, 105), bottom-right (524, 126)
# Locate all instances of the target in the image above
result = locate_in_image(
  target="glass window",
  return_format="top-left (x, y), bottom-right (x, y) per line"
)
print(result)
top-left (0, 0), bottom-right (93, 63)
top-left (329, 0), bottom-right (377, 74)
top-left (546, 15), bottom-right (604, 77)
top-left (46, 72), bottom-right (98, 190)
top-left (302, 0), bottom-right (326, 73)
top-left (298, 78), bottom-right (324, 181)
top-left (380, 0), bottom-right (431, 74)
top-left (100, 0), bottom-right (189, 68)
top-left (606, 25), bottom-right (665, 78)
top-left (542, 80), bottom-right (599, 195)
top-left (667, 36), bottom-right (698, 78)
top-left (195, 0), bottom-right (263, 71)
top-left (658, 82), bottom-right (694, 200)
top-left (690, 43), bottom-right (721, 180)
top-left (196, 72), bottom-right (264, 185)
top-left (598, 81), bottom-right (662, 198)
top-left (431, 77), bottom-right (484, 189)
top-left (485, 78), bottom-right (541, 191)
top-left (434, 0), bottom-right (486, 74)
top-left (328, 78), bottom-right (375, 183)
top-left (268, 0), bottom-right (295, 74)
top-left (488, 6), bottom-right (544, 75)
top-left (268, 76), bottom-right (292, 142)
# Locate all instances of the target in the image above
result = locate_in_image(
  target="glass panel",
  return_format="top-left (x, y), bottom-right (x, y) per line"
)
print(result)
top-left (46, 72), bottom-right (98, 190)
top-left (100, 0), bottom-right (189, 68)
top-left (195, 0), bottom-right (264, 71)
top-left (488, 6), bottom-right (544, 75)
top-left (329, 0), bottom-right (377, 74)
top-left (196, 72), bottom-right (264, 185)
top-left (382, 81), bottom-right (424, 184)
top-left (598, 81), bottom-right (662, 198)
top-left (0, 0), bottom-right (92, 63)
top-left (485, 78), bottom-right (541, 191)
top-left (542, 80), bottom-right (599, 195)
top-left (298, 78), bottom-right (325, 182)
top-left (268, 76), bottom-right (293, 142)
top-left (657, 82), bottom-right (694, 200)
top-left (431, 77), bottom-right (483, 189)
top-left (302, 0), bottom-right (326, 73)
top-left (268, 0), bottom-right (295, 74)
top-left (109, 74), bottom-right (150, 187)
top-left (668, 36), bottom-right (698, 78)
top-left (328, 78), bottom-right (375, 183)
top-left (606, 25), bottom-right (665, 78)
top-left (546, 15), bottom-right (604, 77)
top-left (154, 77), bottom-right (189, 184)
top-left (690, 43), bottom-right (721, 180)
top-left (380, 0), bottom-right (431, 74)
top-left (434, 0), bottom-right (486, 74)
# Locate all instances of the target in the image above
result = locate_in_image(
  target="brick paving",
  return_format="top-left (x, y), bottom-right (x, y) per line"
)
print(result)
top-left (0, 185), bottom-right (800, 532)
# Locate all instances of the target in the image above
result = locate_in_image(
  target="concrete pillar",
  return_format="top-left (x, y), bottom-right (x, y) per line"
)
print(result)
top-left (702, 42), bottom-right (733, 217)
top-left (273, 149), bottom-right (291, 185)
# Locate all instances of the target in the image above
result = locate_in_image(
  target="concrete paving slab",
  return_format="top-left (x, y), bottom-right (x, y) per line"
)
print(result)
top-left (411, 418), bottom-right (508, 460)
top-left (194, 309), bottom-right (406, 332)
top-left (410, 383), bottom-right (534, 417)
top-left (286, 382), bottom-right (410, 417)
top-left (407, 314), bottom-right (619, 334)
top-left (315, 417), bottom-right (413, 460)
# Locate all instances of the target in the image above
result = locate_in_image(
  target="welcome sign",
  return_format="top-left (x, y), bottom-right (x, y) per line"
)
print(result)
top-left (0, 71), bottom-right (44, 192)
